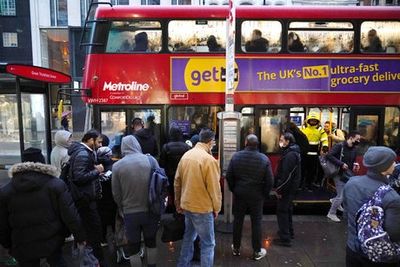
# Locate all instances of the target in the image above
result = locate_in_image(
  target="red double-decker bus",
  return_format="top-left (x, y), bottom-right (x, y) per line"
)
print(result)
top-left (82, 5), bottom-right (400, 203)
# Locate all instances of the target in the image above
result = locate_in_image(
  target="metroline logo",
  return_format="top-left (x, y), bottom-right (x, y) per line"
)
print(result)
top-left (103, 81), bottom-right (149, 91)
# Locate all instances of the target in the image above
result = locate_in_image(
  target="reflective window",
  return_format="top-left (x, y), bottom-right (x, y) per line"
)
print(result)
top-left (384, 107), bottom-right (399, 149)
top-left (0, 0), bottom-right (16, 16)
top-left (141, 0), bottom-right (160, 4)
top-left (241, 21), bottom-right (282, 53)
top-left (241, 107), bottom-right (255, 149)
top-left (259, 109), bottom-right (288, 153)
top-left (361, 21), bottom-right (400, 54)
top-left (106, 21), bottom-right (162, 53)
top-left (2, 32), bottom-right (17, 47)
top-left (22, 94), bottom-right (48, 159)
top-left (132, 109), bottom-right (162, 154)
top-left (0, 95), bottom-right (20, 164)
top-left (50, 0), bottom-right (68, 26)
top-left (288, 21), bottom-right (354, 53)
top-left (101, 111), bottom-right (126, 148)
top-left (356, 115), bottom-right (379, 155)
top-left (172, 0), bottom-right (192, 4)
top-left (40, 29), bottom-right (70, 74)
top-left (168, 20), bottom-right (226, 53)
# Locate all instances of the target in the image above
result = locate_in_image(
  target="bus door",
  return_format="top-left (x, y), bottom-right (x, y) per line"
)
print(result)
top-left (349, 107), bottom-right (385, 156)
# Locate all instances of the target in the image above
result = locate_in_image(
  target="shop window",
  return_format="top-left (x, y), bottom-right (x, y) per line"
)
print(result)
top-left (288, 21), bottom-right (354, 53)
top-left (0, 95), bottom-right (20, 164)
top-left (168, 20), bottom-right (226, 53)
top-left (384, 107), bottom-right (399, 150)
top-left (259, 109), bottom-right (288, 153)
top-left (2, 32), bottom-right (17, 47)
top-left (0, 0), bottom-right (16, 16)
top-left (40, 29), bottom-right (70, 74)
top-left (361, 21), bottom-right (400, 54)
top-left (241, 20), bottom-right (282, 53)
top-left (106, 21), bottom-right (162, 53)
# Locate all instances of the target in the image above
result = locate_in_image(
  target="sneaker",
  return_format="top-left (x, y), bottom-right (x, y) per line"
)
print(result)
top-left (327, 213), bottom-right (341, 222)
top-left (253, 248), bottom-right (267, 261)
top-left (329, 198), bottom-right (344, 212)
top-left (231, 244), bottom-right (240, 256)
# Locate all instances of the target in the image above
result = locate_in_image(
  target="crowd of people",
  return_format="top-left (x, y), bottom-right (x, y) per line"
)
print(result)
top-left (0, 112), bottom-right (400, 267)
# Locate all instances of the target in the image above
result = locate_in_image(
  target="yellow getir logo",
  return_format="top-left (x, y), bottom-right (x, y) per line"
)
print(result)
top-left (183, 58), bottom-right (239, 92)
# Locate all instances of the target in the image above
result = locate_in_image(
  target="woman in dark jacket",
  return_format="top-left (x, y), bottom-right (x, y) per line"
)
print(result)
top-left (0, 148), bottom-right (85, 266)
top-left (274, 132), bottom-right (301, 247)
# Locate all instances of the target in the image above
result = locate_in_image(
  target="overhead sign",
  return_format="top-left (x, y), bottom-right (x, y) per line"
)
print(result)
top-left (6, 64), bottom-right (71, 84)
top-left (171, 57), bottom-right (400, 92)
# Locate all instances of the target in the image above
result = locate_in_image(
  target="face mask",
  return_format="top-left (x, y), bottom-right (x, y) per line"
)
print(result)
top-left (353, 140), bottom-right (360, 146)
top-left (279, 142), bottom-right (285, 148)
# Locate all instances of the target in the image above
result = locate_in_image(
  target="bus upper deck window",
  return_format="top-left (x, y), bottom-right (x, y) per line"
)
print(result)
top-left (361, 21), bottom-right (400, 54)
top-left (241, 20), bottom-right (282, 53)
top-left (106, 21), bottom-right (162, 53)
top-left (288, 21), bottom-right (354, 53)
top-left (168, 20), bottom-right (226, 53)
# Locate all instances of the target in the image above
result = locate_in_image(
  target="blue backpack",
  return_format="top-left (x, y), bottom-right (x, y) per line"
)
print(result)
top-left (356, 185), bottom-right (400, 263)
top-left (147, 155), bottom-right (169, 215)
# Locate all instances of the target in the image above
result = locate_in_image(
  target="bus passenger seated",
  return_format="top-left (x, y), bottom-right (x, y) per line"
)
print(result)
top-left (363, 29), bottom-right (384, 53)
top-left (245, 29), bottom-right (269, 52)
top-left (207, 35), bottom-right (224, 52)
top-left (133, 32), bottom-right (149, 52)
top-left (288, 32), bottom-right (305, 52)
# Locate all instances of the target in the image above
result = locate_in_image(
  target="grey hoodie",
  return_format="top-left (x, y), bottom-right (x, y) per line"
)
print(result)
top-left (112, 135), bottom-right (158, 214)
top-left (50, 130), bottom-right (72, 173)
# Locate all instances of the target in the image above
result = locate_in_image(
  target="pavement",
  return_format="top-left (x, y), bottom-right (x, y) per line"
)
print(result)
top-left (1, 215), bottom-right (346, 267)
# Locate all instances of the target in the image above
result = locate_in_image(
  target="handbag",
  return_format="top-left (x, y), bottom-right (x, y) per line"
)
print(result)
top-left (319, 144), bottom-right (344, 179)
top-left (71, 243), bottom-right (99, 267)
top-left (161, 213), bottom-right (185, 243)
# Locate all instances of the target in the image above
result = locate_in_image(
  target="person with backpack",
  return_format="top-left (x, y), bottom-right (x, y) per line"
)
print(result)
top-left (326, 131), bottom-right (361, 223)
top-left (175, 128), bottom-right (222, 267)
top-left (159, 126), bottom-right (190, 211)
top-left (0, 148), bottom-right (86, 266)
top-left (343, 146), bottom-right (400, 266)
top-left (112, 135), bottom-right (160, 267)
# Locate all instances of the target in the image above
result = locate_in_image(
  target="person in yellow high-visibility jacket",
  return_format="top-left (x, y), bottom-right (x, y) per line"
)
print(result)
top-left (301, 112), bottom-right (328, 190)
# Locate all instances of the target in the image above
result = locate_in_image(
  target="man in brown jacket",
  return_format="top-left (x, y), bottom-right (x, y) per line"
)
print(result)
top-left (175, 128), bottom-right (222, 267)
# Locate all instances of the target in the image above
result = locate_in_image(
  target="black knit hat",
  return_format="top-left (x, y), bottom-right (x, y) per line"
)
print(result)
top-left (363, 146), bottom-right (396, 173)
top-left (21, 147), bottom-right (45, 163)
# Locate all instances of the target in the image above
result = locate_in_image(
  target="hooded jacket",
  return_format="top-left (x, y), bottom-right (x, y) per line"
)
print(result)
top-left (50, 130), bottom-right (71, 173)
top-left (343, 171), bottom-right (400, 262)
top-left (301, 112), bottom-right (328, 155)
top-left (112, 135), bottom-right (157, 214)
top-left (134, 128), bottom-right (158, 157)
top-left (275, 144), bottom-right (301, 195)
top-left (0, 162), bottom-right (85, 261)
top-left (68, 142), bottom-right (100, 200)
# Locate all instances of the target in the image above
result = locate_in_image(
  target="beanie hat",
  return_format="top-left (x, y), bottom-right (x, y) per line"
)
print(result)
top-left (363, 146), bottom-right (396, 173)
top-left (21, 147), bottom-right (45, 164)
top-left (199, 129), bottom-right (215, 143)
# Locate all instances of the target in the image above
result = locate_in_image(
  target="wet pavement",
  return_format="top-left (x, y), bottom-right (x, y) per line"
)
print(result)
top-left (57, 215), bottom-right (346, 267)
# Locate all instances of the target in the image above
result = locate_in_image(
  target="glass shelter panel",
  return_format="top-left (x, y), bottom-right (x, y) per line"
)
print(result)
top-left (0, 95), bottom-right (20, 164)
top-left (168, 20), bottom-right (226, 52)
top-left (361, 21), bottom-right (400, 54)
top-left (241, 20), bottom-right (282, 53)
top-left (106, 21), bottom-right (162, 53)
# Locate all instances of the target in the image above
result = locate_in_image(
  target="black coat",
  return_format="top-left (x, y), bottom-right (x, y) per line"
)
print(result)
top-left (275, 144), bottom-right (301, 195)
top-left (0, 162), bottom-right (85, 261)
top-left (134, 128), bottom-right (159, 157)
top-left (68, 142), bottom-right (100, 201)
top-left (159, 141), bottom-right (191, 186)
top-left (226, 146), bottom-right (274, 200)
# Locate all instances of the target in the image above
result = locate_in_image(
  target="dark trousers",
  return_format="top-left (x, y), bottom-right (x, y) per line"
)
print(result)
top-left (303, 154), bottom-right (319, 188)
top-left (346, 246), bottom-right (400, 267)
top-left (233, 195), bottom-right (264, 252)
top-left (18, 248), bottom-right (65, 267)
top-left (77, 201), bottom-right (107, 267)
top-left (276, 193), bottom-right (295, 242)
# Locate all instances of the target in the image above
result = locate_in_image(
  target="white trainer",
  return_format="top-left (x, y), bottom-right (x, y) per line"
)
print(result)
top-left (327, 213), bottom-right (341, 222)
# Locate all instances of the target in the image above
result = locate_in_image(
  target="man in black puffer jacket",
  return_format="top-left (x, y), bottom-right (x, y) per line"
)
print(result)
top-left (274, 132), bottom-right (301, 247)
top-left (68, 129), bottom-right (106, 266)
top-left (159, 126), bottom-right (191, 208)
top-left (226, 134), bottom-right (274, 261)
top-left (0, 148), bottom-right (85, 266)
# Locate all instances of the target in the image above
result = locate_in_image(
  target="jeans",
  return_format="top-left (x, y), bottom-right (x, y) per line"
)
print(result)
top-left (328, 176), bottom-right (345, 215)
top-left (276, 193), bottom-right (295, 242)
top-left (177, 211), bottom-right (215, 267)
top-left (232, 195), bottom-right (263, 252)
